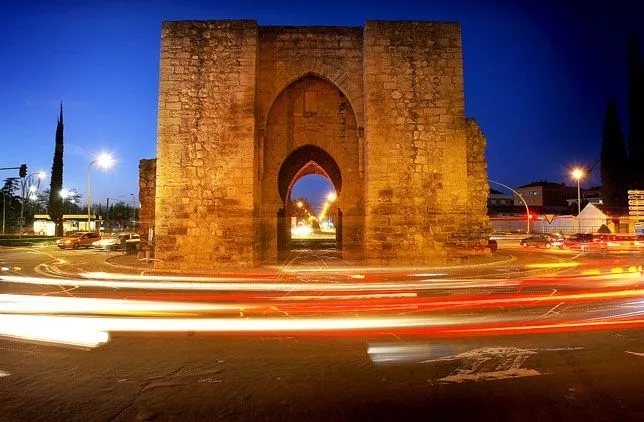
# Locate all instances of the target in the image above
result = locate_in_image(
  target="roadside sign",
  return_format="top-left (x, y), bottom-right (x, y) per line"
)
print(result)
top-left (636, 222), bottom-right (644, 235)
top-left (628, 190), bottom-right (644, 217)
top-left (544, 214), bottom-right (556, 224)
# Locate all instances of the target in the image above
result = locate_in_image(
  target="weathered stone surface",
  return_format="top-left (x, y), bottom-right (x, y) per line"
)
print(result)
top-left (138, 158), bottom-right (156, 258)
top-left (148, 19), bottom-right (490, 268)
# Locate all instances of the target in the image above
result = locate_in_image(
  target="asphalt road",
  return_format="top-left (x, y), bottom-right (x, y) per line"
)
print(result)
top-left (1, 244), bottom-right (644, 421)
top-left (2, 328), bottom-right (644, 421)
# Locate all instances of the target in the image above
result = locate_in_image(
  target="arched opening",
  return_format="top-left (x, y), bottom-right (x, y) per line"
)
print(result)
top-left (290, 175), bottom-right (334, 238)
top-left (276, 145), bottom-right (343, 260)
top-left (259, 74), bottom-right (363, 263)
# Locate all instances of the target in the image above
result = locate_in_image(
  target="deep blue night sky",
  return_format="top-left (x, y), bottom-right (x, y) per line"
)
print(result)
top-left (1, 0), bottom-right (643, 209)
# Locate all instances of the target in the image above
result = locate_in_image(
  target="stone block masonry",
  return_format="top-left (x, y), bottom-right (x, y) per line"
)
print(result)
top-left (155, 20), bottom-right (257, 269)
top-left (147, 19), bottom-right (490, 269)
top-left (138, 158), bottom-right (156, 258)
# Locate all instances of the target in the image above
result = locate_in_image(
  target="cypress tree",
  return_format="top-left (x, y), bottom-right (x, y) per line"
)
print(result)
top-left (48, 102), bottom-right (64, 236)
top-left (600, 99), bottom-right (629, 209)
top-left (627, 30), bottom-right (644, 188)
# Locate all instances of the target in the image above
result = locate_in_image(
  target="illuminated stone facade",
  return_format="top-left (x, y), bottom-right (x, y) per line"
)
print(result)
top-left (146, 20), bottom-right (490, 269)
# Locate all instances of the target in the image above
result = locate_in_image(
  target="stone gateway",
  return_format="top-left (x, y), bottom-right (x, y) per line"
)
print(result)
top-left (142, 20), bottom-right (490, 269)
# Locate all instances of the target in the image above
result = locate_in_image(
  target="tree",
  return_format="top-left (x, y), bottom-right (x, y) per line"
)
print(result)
top-left (48, 103), bottom-right (64, 236)
top-left (289, 197), bottom-right (313, 223)
top-left (600, 100), bottom-right (629, 209)
top-left (627, 30), bottom-right (644, 188)
top-left (107, 201), bottom-right (138, 230)
top-left (1, 178), bottom-right (21, 232)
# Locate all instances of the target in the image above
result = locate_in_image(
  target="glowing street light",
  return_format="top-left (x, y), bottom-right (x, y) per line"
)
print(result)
top-left (87, 153), bottom-right (114, 231)
top-left (19, 171), bottom-right (47, 236)
top-left (297, 201), bottom-right (303, 208)
top-left (327, 192), bottom-right (337, 202)
top-left (571, 167), bottom-right (584, 233)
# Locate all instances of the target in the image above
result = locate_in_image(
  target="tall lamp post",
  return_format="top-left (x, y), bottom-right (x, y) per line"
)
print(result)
top-left (571, 168), bottom-right (584, 233)
top-left (489, 180), bottom-right (531, 234)
top-left (87, 153), bottom-right (114, 232)
top-left (130, 193), bottom-right (137, 229)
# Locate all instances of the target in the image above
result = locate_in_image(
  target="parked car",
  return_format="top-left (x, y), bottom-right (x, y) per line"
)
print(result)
top-left (519, 233), bottom-right (564, 249)
top-left (92, 232), bottom-right (140, 251)
top-left (56, 232), bottom-right (101, 249)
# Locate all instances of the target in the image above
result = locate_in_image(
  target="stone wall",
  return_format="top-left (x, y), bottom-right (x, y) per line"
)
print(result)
top-left (256, 26), bottom-right (364, 130)
top-left (138, 158), bottom-right (156, 258)
top-left (363, 21), bottom-right (471, 264)
top-left (155, 20), bottom-right (258, 269)
top-left (465, 118), bottom-right (491, 241)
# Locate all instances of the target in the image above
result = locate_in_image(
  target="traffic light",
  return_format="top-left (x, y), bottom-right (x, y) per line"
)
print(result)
top-left (19, 164), bottom-right (27, 178)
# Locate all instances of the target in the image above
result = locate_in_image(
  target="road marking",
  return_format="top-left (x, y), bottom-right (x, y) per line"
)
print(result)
top-left (625, 351), bottom-right (644, 357)
top-left (421, 346), bottom-right (582, 383)
top-left (0, 370), bottom-right (10, 377)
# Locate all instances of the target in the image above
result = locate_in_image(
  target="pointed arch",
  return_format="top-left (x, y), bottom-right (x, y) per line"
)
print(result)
top-left (278, 145), bottom-right (342, 204)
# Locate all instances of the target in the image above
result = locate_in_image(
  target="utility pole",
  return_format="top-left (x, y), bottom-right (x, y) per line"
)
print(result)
top-left (2, 192), bottom-right (5, 235)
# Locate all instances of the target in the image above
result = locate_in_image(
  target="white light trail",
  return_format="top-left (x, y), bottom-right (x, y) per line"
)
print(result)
top-left (0, 294), bottom-right (243, 314)
top-left (0, 274), bottom-right (520, 292)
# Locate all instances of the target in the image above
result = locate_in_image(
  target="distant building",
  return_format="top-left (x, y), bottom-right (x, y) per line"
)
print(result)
top-left (566, 185), bottom-right (604, 208)
top-left (514, 181), bottom-right (577, 208)
top-left (582, 186), bottom-right (602, 203)
top-left (33, 214), bottom-right (98, 236)
top-left (488, 188), bottom-right (513, 207)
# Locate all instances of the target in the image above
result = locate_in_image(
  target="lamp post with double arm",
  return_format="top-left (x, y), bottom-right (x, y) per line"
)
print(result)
top-left (87, 153), bottom-right (114, 232)
top-left (19, 171), bottom-right (47, 236)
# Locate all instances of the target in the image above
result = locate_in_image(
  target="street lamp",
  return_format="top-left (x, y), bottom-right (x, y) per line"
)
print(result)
top-left (87, 153), bottom-right (114, 231)
top-left (571, 167), bottom-right (584, 233)
top-left (60, 189), bottom-right (76, 214)
top-left (19, 171), bottom-right (47, 236)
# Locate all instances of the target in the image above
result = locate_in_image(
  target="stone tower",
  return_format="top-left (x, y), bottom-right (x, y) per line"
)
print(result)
top-left (146, 20), bottom-right (489, 269)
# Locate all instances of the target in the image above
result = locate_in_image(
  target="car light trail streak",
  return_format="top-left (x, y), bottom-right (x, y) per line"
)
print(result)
top-left (2, 268), bottom-right (644, 348)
